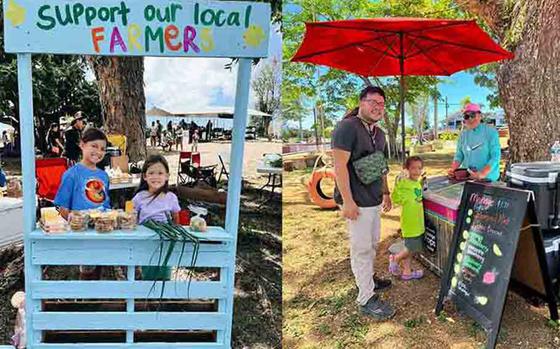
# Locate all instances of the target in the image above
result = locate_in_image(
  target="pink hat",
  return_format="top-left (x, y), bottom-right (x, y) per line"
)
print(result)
top-left (463, 103), bottom-right (481, 113)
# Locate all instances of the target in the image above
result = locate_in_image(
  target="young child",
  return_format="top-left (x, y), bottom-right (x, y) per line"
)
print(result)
top-left (54, 128), bottom-right (110, 220)
top-left (389, 156), bottom-right (425, 281)
top-left (191, 129), bottom-right (199, 153)
top-left (132, 155), bottom-right (181, 280)
top-left (54, 128), bottom-right (110, 280)
top-left (132, 154), bottom-right (181, 225)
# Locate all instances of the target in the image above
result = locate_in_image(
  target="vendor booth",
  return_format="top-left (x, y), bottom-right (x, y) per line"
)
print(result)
top-left (3, 0), bottom-right (270, 348)
top-left (421, 163), bottom-right (560, 297)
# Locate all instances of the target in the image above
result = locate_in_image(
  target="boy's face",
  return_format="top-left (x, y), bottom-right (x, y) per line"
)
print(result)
top-left (407, 160), bottom-right (423, 181)
top-left (80, 140), bottom-right (106, 165)
top-left (144, 162), bottom-right (169, 191)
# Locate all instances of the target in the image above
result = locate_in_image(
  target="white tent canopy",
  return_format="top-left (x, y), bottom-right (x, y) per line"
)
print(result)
top-left (146, 106), bottom-right (271, 118)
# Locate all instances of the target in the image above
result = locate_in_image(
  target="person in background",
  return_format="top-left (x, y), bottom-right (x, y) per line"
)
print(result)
top-left (206, 120), bottom-right (213, 141)
top-left (167, 120), bottom-right (173, 135)
top-left (149, 121), bottom-right (157, 147)
top-left (389, 156), bottom-right (425, 281)
top-left (192, 128), bottom-right (199, 153)
top-left (175, 124), bottom-right (183, 151)
top-left (2, 131), bottom-right (9, 147)
top-left (0, 165), bottom-right (6, 188)
top-left (156, 120), bottom-right (163, 146)
top-left (447, 103), bottom-right (501, 181)
top-left (63, 112), bottom-right (87, 164)
top-left (189, 121), bottom-right (197, 144)
top-left (46, 123), bottom-right (64, 157)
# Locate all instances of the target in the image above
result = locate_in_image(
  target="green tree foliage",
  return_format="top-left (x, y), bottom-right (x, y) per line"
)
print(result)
top-left (252, 60), bottom-right (281, 138)
top-left (0, 0), bottom-right (101, 153)
top-left (283, 0), bottom-right (467, 154)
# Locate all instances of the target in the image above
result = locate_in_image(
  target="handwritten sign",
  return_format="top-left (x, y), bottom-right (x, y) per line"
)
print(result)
top-left (3, 0), bottom-right (270, 58)
top-left (436, 182), bottom-right (548, 348)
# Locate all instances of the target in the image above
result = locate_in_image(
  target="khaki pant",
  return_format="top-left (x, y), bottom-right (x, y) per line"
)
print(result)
top-left (347, 205), bottom-right (382, 306)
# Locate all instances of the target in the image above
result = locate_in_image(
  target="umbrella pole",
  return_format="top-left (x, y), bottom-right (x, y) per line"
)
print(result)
top-left (400, 73), bottom-right (405, 161)
top-left (399, 33), bottom-right (406, 161)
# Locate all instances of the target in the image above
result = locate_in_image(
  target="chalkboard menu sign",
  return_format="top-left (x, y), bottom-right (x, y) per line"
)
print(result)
top-left (436, 182), bottom-right (558, 349)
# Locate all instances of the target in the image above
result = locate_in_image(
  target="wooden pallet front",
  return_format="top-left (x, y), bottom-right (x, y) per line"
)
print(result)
top-left (27, 227), bottom-right (234, 349)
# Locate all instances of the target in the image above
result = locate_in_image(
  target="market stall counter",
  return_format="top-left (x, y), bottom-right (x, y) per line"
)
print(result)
top-left (419, 176), bottom-right (465, 276)
top-left (30, 222), bottom-right (234, 342)
top-left (420, 175), bottom-right (560, 297)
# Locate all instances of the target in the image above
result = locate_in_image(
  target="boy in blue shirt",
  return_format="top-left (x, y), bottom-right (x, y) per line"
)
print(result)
top-left (54, 127), bottom-right (110, 280)
top-left (54, 128), bottom-right (110, 219)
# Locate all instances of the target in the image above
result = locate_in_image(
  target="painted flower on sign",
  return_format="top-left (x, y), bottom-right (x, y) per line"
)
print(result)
top-left (6, 0), bottom-right (27, 27)
top-left (244, 24), bottom-right (265, 47)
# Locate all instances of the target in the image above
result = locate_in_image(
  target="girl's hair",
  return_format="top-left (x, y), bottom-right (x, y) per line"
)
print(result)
top-left (81, 127), bottom-right (107, 144)
top-left (343, 107), bottom-right (359, 119)
top-left (134, 154), bottom-right (171, 201)
top-left (49, 122), bottom-right (59, 130)
top-left (404, 156), bottom-right (423, 169)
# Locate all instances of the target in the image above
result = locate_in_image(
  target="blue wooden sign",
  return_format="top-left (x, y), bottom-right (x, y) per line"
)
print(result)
top-left (3, 0), bottom-right (270, 57)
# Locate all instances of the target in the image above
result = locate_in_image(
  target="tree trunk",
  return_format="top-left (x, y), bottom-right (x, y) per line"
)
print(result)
top-left (458, 0), bottom-right (560, 163)
top-left (384, 112), bottom-right (399, 159)
top-left (496, 0), bottom-right (560, 162)
top-left (87, 57), bottom-right (146, 162)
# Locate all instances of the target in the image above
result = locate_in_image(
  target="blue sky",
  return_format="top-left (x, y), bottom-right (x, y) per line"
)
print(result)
top-left (296, 70), bottom-right (499, 129)
top-left (144, 23), bottom-right (281, 113)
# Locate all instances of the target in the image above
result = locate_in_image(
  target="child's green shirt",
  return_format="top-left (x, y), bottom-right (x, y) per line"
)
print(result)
top-left (391, 178), bottom-right (424, 238)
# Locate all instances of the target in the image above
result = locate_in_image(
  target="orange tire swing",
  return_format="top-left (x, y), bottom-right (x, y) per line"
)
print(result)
top-left (307, 169), bottom-right (337, 209)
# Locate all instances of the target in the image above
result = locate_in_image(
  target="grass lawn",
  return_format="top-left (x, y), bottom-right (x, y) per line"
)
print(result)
top-left (283, 149), bottom-right (558, 349)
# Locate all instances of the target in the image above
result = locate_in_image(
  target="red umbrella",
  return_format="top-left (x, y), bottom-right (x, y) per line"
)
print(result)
top-left (291, 17), bottom-right (514, 156)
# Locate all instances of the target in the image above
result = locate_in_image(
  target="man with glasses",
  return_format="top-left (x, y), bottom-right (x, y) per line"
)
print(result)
top-left (448, 103), bottom-right (501, 181)
top-left (332, 86), bottom-right (395, 321)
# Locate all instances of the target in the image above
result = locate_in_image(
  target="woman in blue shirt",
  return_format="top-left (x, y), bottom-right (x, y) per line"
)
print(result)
top-left (448, 103), bottom-right (501, 181)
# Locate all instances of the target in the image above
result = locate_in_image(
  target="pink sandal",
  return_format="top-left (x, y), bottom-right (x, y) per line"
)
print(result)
top-left (388, 255), bottom-right (400, 276)
top-left (401, 270), bottom-right (424, 281)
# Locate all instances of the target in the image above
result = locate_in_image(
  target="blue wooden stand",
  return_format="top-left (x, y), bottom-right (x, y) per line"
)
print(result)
top-left (4, 1), bottom-right (270, 347)
top-left (28, 226), bottom-right (234, 348)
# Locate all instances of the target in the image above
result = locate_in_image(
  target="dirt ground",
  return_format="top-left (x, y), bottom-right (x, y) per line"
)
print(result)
top-left (283, 150), bottom-right (560, 349)
top-left (148, 140), bottom-right (282, 186)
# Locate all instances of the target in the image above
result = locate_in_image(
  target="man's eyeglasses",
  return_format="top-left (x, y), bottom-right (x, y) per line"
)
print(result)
top-left (362, 99), bottom-right (384, 107)
top-left (463, 111), bottom-right (477, 120)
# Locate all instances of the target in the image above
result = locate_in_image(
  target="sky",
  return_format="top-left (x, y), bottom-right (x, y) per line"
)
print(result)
top-left (144, 23), bottom-right (281, 114)
top-left (295, 71), bottom-right (499, 130)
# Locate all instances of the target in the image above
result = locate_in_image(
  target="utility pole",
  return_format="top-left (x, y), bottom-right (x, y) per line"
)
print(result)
top-left (313, 103), bottom-right (319, 149)
top-left (433, 94), bottom-right (438, 139)
top-left (445, 96), bottom-right (449, 130)
top-left (298, 115), bottom-right (303, 142)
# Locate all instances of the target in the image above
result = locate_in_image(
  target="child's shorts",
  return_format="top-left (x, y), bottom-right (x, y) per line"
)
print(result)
top-left (404, 235), bottom-right (424, 252)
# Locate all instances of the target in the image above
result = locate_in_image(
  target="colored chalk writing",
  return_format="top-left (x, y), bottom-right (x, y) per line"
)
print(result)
top-left (3, 0), bottom-right (271, 58)
top-left (436, 182), bottom-right (553, 349)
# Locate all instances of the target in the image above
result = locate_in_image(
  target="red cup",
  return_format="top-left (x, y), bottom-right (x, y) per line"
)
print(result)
top-left (179, 209), bottom-right (190, 225)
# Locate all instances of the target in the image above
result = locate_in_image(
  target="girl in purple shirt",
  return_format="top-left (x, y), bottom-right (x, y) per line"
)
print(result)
top-left (133, 155), bottom-right (181, 280)
top-left (132, 155), bottom-right (181, 225)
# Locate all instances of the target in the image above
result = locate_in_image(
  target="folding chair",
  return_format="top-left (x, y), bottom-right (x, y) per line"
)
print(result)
top-left (177, 151), bottom-right (217, 187)
top-left (177, 151), bottom-right (193, 185)
top-left (217, 152), bottom-right (230, 183)
top-left (35, 157), bottom-right (68, 209)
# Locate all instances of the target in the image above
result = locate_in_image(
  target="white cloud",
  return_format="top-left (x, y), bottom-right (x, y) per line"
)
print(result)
top-left (144, 24), bottom-right (281, 114)
top-left (144, 57), bottom-right (237, 112)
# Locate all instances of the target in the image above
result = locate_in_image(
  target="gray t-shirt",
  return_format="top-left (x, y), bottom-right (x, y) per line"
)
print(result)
top-left (331, 116), bottom-right (387, 207)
